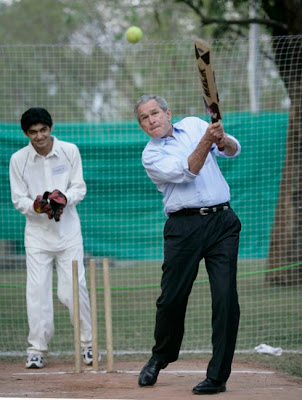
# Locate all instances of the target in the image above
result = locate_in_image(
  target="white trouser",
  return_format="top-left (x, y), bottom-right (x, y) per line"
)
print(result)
top-left (25, 244), bottom-right (92, 355)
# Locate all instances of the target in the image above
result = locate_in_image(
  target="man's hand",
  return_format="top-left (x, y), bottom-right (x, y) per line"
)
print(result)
top-left (48, 189), bottom-right (67, 221)
top-left (188, 121), bottom-right (229, 174)
top-left (217, 137), bottom-right (226, 151)
top-left (33, 191), bottom-right (53, 218)
top-left (204, 121), bottom-right (226, 150)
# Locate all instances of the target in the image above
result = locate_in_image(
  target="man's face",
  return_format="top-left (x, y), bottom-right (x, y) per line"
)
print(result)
top-left (137, 99), bottom-right (173, 138)
top-left (24, 123), bottom-right (53, 155)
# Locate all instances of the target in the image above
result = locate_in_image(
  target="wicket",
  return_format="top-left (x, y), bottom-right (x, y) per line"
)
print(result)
top-left (103, 257), bottom-right (114, 372)
top-left (89, 258), bottom-right (99, 372)
top-left (72, 259), bottom-right (82, 373)
top-left (72, 257), bottom-right (113, 373)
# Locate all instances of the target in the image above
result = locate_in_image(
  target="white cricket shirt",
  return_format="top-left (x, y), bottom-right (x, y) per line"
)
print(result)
top-left (9, 136), bottom-right (86, 251)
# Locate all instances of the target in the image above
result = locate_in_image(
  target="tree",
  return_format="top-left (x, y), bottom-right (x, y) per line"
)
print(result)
top-left (0, 0), bottom-right (300, 281)
top-left (0, 0), bottom-right (201, 121)
top-left (175, 0), bottom-right (302, 285)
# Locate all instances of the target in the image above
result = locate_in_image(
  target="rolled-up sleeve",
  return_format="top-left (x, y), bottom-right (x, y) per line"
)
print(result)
top-left (214, 134), bottom-right (241, 158)
top-left (142, 150), bottom-right (196, 185)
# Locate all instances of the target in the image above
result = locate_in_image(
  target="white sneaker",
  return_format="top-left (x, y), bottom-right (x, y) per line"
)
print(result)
top-left (26, 354), bottom-right (45, 369)
top-left (81, 346), bottom-right (101, 365)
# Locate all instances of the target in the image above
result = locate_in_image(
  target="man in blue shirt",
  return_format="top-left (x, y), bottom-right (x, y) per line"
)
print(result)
top-left (135, 95), bottom-right (241, 395)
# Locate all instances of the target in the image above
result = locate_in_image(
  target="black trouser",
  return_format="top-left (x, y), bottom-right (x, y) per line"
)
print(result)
top-left (152, 207), bottom-right (241, 383)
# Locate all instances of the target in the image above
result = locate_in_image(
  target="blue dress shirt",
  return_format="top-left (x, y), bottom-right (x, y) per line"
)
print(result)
top-left (142, 116), bottom-right (241, 216)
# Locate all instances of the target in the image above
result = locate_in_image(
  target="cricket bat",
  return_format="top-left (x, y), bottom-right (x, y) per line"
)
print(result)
top-left (194, 38), bottom-right (222, 123)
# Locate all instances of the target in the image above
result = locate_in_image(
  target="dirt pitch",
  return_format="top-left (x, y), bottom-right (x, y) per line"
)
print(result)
top-left (0, 359), bottom-right (301, 400)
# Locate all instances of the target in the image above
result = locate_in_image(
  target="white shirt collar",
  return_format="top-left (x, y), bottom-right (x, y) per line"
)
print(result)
top-left (29, 136), bottom-right (60, 160)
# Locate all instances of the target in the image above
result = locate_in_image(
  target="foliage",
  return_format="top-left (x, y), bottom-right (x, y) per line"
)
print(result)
top-left (0, 0), bottom-right (200, 45)
top-left (175, 0), bottom-right (302, 36)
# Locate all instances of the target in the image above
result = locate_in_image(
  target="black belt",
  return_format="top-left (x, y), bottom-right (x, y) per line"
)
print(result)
top-left (171, 202), bottom-right (230, 216)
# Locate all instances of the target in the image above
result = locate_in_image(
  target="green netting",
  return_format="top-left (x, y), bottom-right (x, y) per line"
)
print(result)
top-left (0, 110), bottom-right (288, 260)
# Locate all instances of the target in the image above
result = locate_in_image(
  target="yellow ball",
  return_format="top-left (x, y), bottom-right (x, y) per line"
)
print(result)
top-left (126, 26), bottom-right (143, 43)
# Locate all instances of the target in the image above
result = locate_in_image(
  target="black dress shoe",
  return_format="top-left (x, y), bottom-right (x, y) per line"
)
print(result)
top-left (192, 377), bottom-right (226, 395)
top-left (138, 357), bottom-right (168, 387)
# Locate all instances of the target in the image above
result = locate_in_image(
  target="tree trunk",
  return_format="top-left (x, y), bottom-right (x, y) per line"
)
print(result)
top-left (265, 36), bottom-right (302, 285)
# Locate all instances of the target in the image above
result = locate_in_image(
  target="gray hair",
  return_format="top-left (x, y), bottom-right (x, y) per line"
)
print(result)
top-left (134, 94), bottom-right (169, 121)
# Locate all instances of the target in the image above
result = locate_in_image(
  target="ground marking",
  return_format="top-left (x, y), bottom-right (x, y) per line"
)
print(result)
top-left (13, 369), bottom-right (275, 376)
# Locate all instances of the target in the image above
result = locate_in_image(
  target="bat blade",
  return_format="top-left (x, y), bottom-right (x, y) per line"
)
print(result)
top-left (194, 38), bottom-right (222, 123)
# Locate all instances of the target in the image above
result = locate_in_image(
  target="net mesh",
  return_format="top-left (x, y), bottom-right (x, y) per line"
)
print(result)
top-left (0, 36), bottom-right (301, 358)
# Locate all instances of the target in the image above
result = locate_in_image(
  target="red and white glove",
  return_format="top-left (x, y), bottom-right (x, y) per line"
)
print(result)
top-left (33, 191), bottom-right (53, 219)
top-left (48, 189), bottom-right (67, 222)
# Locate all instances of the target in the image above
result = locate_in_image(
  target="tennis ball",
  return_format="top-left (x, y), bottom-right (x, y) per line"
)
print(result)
top-left (126, 26), bottom-right (143, 43)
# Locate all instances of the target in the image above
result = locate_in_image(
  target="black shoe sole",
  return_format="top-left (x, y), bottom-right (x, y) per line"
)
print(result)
top-left (192, 386), bottom-right (226, 395)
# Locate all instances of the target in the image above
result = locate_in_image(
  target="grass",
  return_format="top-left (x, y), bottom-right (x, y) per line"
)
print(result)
top-left (0, 259), bottom-right (301, 377)
top-left (234, 353), bottom-right (302, 378)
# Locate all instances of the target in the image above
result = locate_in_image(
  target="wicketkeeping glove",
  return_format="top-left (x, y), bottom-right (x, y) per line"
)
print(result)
top-left (48, 189), bottom-right (67, 222)
top-left (33, 191), bottom-right (53, 219)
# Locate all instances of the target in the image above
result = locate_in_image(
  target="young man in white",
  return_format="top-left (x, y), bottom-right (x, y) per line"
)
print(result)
top-left (9, 107), bottom-right (98, 368)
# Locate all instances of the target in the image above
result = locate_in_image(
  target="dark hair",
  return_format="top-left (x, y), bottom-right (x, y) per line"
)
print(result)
top-left (21, 107), bottom-right (53, 132)
top-left (134, 94), bottom-right (169, 121)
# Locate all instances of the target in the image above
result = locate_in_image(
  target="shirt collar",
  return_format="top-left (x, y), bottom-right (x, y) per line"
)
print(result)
top-left (148, 123), bottom-right (187, 147)
top-left (29, 136), bottom-right (59, 160)
top-left (164, 125), bottom-right (185, 143)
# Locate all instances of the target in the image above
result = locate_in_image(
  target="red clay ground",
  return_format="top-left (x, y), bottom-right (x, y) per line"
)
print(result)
top-left (0, 359), bottom-right (301, 399)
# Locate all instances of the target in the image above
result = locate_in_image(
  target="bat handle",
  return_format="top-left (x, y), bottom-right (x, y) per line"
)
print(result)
top-left (211, 117), bottom-right (225, 151)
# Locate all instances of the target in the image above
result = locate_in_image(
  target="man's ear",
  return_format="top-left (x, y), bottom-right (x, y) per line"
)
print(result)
top-left (166, 108), bottom-right (172, 121)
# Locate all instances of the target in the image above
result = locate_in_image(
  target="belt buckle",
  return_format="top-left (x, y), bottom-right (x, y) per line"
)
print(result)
top-left (199, 207), bottom-right (209, 216)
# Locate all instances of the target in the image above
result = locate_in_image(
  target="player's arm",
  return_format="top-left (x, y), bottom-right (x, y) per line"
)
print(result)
top-left (9, 155), bottom-right (36, 215)
top-left (63, 145), bottom-right (86, 206)
top-left (215, 132), bottom-right (238, 156)
top-left (188, 121), bottom-right (224, 174)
